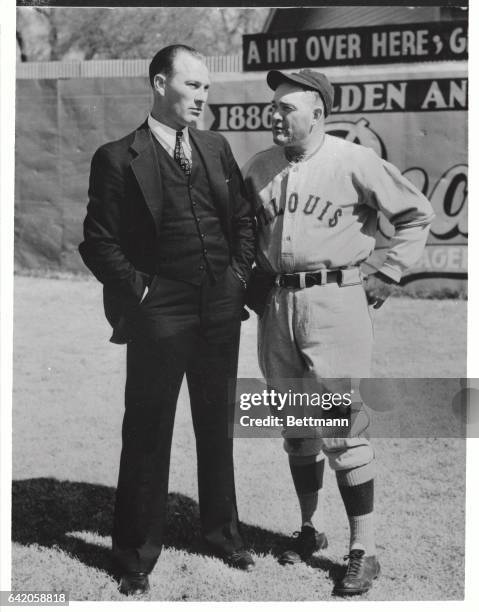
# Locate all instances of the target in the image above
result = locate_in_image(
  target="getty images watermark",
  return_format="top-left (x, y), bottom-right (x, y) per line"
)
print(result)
top-left (239, 388), bottom-right (352, 429)
top-left (228, 378), bottom-right (479, 438)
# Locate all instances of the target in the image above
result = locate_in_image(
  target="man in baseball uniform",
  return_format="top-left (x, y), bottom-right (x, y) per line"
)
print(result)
top-left (243, 69), bottom-right (434, 596)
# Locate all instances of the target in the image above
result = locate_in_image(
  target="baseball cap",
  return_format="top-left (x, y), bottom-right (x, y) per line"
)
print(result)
top-left (267, 69), bottom-right (334, 117)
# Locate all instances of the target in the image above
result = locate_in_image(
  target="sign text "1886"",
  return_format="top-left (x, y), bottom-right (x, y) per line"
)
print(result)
top-left (210, 104), bottom-right (272, 131)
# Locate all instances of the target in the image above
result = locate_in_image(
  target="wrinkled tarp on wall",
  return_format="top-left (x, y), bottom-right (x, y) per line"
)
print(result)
top-left (15, 66), bottom-right (467, 292)
top-left (15, 76), bottom-right (151, 272)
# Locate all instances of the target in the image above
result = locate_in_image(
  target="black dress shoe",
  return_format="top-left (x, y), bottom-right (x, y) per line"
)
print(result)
top-left (224, 549), bottom-right (255, 571)
top-left (119, 572), bottom-right (150, 596)
top-left (279, 525), bottom-right (328, 565)
top-left (333, 549), bottom-right (380, 596)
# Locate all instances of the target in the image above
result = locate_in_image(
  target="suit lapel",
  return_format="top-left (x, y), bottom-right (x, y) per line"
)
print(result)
top-left (189, 129), bottom-right (229, 214)
top-left (130, 125), bottom-right (230, 234)
top-left (130, 123), bottom-right (163, 236)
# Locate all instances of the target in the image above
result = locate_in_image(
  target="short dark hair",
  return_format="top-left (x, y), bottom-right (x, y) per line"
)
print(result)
top-left (149, 45), bottom-right (204, 87)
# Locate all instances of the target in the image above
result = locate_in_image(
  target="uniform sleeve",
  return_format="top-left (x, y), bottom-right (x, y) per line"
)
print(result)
top-left (241, 156), bottom-right (257, 213)
top-left (360, 149), bottom-right (435, 282)
top-left (241, 152), bottom-right (273, 216)
top-left (221, 136), bottom-right (256, 282)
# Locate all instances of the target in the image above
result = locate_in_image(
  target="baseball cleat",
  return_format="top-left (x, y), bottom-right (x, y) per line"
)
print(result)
top-left (224, 549), bottom-right (256, 571)
top-left (333, 549), bottom-right (380, 596)
top-left (118, 572), bottom-right (150, 596)
top-left (279, 525), bottom-right (328, 565)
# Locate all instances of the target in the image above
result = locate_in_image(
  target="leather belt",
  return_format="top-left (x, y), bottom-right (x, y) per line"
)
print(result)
top-left (275, 268), bottom-right (361, 289)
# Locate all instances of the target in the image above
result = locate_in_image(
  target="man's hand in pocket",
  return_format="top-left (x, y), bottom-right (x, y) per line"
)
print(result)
top-left (363, 272), bottom-right (398, 309)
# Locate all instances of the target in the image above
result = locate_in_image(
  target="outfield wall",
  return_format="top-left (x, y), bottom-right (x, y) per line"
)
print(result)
top-left (15, 59), bottom-right (467, 291)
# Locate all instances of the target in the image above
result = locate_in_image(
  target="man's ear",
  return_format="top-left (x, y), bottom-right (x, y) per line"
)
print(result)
top-left (153, 73), bottom-right (167, 95)
top-left (312, 106), bottom-right (323, 123)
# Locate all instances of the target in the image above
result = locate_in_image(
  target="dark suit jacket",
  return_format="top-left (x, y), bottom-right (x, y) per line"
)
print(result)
top-left (79, 121), bottom-right (256, 343)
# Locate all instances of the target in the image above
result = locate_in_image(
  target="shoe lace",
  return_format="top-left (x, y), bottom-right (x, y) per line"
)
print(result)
top-left (289, 528), bottom-right (318, 555)
top-left (343, 550), bottom-right (365, 577)
top-left (229, 549), bottom-right (253, 560)
top-left (230, 551), bottom-right (242, 561)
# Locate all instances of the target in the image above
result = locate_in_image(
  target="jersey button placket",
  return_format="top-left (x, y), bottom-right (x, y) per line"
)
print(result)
top-left (290, 162), bottom-right (307, 271)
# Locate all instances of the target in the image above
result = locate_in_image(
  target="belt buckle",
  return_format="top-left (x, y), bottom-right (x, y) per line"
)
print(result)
top-left (338, 267), bottom-right (361, 287)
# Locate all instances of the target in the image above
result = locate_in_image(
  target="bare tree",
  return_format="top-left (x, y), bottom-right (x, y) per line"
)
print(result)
top-left (16, 7), bottom-right (59, 62)
top-left (16, 7), bottom-right (270, 62)
top-left (217, 8), bottom-right (269, 54)
top-left (16, 29), bottom-right (27, 62)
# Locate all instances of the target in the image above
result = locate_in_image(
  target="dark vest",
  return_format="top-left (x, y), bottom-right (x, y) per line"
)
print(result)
top-left (153, 137), bottom-right (230, 284)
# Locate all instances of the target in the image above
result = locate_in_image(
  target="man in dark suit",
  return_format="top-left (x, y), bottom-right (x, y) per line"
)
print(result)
top-left (79, 44), bottom-right (256, 596)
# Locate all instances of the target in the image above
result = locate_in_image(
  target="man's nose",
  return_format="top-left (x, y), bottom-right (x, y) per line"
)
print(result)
top-left (195, 88), bottom-right (208, 104)
top-left (271, 109), bottom-right (282, 122)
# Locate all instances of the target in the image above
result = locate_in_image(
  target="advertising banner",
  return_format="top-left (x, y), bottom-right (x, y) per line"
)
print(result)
top-left (243, 21), bottom-right (468, 71)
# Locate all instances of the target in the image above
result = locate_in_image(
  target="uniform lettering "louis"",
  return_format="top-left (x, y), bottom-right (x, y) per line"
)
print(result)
top-left (258, 192), bottom-right (343, 227)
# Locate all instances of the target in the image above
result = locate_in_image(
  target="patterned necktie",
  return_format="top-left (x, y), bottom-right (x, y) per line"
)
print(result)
top-left (174, 130), bottom-right (191, 175)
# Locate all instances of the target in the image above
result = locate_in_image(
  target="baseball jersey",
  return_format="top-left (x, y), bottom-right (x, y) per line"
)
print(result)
top-left (243, 135), bottom-right (435, 282)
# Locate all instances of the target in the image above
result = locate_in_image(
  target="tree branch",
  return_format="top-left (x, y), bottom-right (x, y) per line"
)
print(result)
top-left (16, 30), bottom-right (28, 62)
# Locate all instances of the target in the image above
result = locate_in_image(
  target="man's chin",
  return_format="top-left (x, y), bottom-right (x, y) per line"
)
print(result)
top-left (272, 133), bottom-right (290, 146)
top-left (184, 113), bottom-right (202, 126)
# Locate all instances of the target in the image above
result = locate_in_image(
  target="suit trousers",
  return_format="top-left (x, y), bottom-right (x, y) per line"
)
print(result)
top-left (112, 265), bottom-right (245, 574)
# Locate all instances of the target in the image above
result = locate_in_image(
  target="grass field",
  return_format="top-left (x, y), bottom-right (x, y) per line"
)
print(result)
top-left (11, 276), bottom-right (467, 601)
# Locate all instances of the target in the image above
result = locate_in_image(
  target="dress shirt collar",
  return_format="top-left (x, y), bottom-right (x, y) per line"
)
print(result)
top-left (147, 114), bottom-right (191, 158)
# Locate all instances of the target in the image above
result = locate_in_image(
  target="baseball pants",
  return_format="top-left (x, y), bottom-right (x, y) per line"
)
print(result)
top-left (258, 280), bottom-right (374, 471)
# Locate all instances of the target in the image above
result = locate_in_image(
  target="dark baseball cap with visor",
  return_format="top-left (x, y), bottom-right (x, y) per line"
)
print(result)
top-left (267, 69), bottom-right (334, 117)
